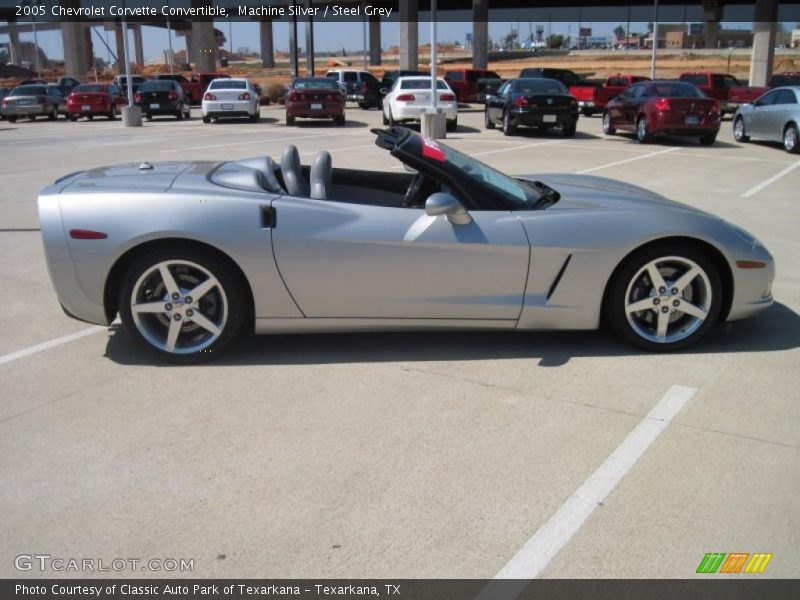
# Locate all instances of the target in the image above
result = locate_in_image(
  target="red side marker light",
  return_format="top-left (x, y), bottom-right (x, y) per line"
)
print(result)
top-left (69, 229), bottom-right (108, 240)
top-left (735, 260), bottom-right (766, 269)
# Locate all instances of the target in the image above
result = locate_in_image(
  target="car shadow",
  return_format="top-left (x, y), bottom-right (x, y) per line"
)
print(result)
top-left (205, 117), bottom-right (279, 125)
top-left (503, 128), bottom-right (601, 140)
top-left (288, 119), bottom-right (369, 129)
top-left (613, 133), bottom-right (740, 149)
top-left (104, 302), bottom-right (799, 368)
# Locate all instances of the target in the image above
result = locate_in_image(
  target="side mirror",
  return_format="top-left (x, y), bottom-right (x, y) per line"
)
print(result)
top-left (425, 192), bottom-right (472, 225)
top-left (379, 87), bottom-right (389, 95)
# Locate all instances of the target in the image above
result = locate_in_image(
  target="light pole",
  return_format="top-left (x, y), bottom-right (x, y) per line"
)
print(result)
top-left (430, 0), bottom-right (437, 110)
top-left (22, 0), bottom-right (42, 77)
top-left (166, 0), bottom-right (174, 74)
top-left (650, 0), bottom-right (660, 79)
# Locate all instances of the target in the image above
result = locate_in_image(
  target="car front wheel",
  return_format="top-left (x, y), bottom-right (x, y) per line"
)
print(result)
top-left (636, 116), bottom-right (652, 143)
top-left (118, 249), bottom-right (248, 362)
top-left (784, 123), bottom-right (799, 153)
top-left (606, 245), bottom-right (722, 351)
top-left (733, 117), bottom-right (749, 142)
top-left (485, 108), bottom-right (495, 129)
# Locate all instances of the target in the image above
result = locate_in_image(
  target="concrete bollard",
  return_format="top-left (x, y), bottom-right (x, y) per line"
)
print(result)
top-left (421, 111), bottom-right (446, 139)
top-left (122, 106), bottom-right (143, 127)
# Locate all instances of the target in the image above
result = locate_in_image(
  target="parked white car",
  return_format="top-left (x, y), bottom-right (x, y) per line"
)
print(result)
top-left (201, 78), bottom-right (259, 123)
top-left (382, 77), bottom-right (458, 131)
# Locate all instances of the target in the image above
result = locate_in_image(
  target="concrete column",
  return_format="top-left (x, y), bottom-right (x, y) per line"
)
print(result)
top-left (84, 25), bottom-right (94, 70)
top-left (702, 0), bottom-right (723, 49)
top-left (114, 23), bottom-right (126, 71)
top-left (259, 19), bottom-right (274, 68)
top-left (8, 19), bottom-right (22, 66)
top-left (472, 0), bottom-right (488, 69)
top-left (750, 0), bottom-right (778, 87)
top-left (61, 21), bottom-right (88, 79)
top-left (132, 25), bottom-right (144, 65)
top-left (305, 1), bottom-right (315, 75)
top-left (289, 15), bottom-right (298, 77)
top-left (369, 14), bottom-right (381, 65)
top-left (191, 21), bottom-right (217, 71)
top-left (399, 0), bottom-right (418, 71)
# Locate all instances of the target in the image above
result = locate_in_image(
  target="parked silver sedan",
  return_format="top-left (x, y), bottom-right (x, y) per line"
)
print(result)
top-left (733, 86), bottom-right (800, 153)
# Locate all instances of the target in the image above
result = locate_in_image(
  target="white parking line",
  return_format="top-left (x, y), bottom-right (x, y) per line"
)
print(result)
top-left (0, 325), bottom-right (106, 367)
top-left (482, 384), bottom-right (696, 592)
top-left (576, 146), bottom-right (680, 174)
top-left (740, 159), bottom-right (800, 198)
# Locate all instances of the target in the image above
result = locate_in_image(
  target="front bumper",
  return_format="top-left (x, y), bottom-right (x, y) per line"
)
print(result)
top-left (727, 246), bottom-right (775, 321)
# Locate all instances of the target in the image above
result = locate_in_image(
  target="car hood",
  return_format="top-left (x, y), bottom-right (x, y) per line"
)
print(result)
top-left (55, 161), bottom-right (195, 193)
top-left (519, 173), bottom-right (706, 214)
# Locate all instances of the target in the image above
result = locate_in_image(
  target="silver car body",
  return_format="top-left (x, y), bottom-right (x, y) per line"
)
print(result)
top-left (38, 136), bottom-right (774, 337)
top-left (734, 86), bottom-right (800, 143)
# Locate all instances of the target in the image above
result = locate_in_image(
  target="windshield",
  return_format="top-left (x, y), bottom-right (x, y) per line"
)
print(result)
top-left (139, 81), bottom-right (174, 92)
top-left (210, 79), bottom-right (247, 90)
top-left (651, 83), bottom-right (705, 98)
top-left (436, 142), bottom-right (540, 208)
top-left (293, 79), bottom-right (338, 90)
top-left (73, 84), bottom-right (106, 93)
top-left (400, 79), bottom-right (449, 90)
top-left (12, 85), bottom-right (46, 96)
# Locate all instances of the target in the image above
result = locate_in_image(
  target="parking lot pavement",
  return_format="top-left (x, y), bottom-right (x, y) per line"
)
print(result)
top-left (1, 105), bottom-right (798, 579)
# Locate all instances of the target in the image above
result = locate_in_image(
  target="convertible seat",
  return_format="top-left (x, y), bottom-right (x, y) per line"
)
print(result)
top-left (281, 145), bottom-right (309, 197)
top-left (310, 150), bottom-right (333, 200)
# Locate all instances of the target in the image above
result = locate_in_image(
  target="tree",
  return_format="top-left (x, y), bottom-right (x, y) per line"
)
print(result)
top-left (613, 25), bottom-right (626, 40)
top-left (547, 34), bottom-right (565, 49)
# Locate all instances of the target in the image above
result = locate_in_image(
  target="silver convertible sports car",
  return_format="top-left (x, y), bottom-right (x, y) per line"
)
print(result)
top-left (39, 127), bottom-right (774, 362)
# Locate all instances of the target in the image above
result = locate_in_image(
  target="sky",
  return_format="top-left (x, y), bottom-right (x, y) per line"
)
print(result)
top-left (0, 18), bottom-right (779, 63)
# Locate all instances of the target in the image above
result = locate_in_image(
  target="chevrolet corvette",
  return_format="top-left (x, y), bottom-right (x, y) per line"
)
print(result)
top-left (38, 127), bottom-right (774, 362)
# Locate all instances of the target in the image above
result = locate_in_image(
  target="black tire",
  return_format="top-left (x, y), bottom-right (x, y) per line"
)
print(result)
top-left (636, 115), bottom-right (651, 143)
top-left (87, 114), bottom-right (94, 121)
top-left (699, 132), bottom-right (717, 146)
top-left (783, 123), bottom-right (800, 154)
top-left (446, 118), bottom-right (457, 132)
top-left (502, 110), bottom-right (516, 136)
top-left (387, 108), bottom-right (397, 126)
top-left (108, 105), bottom-right (117, 120)
top-left (562, 123), bottom-right (577, 137)
top-left (335, 114), bottom-right (346, 126)
top-left (29, 115), bottom-right (36, 121)
top-left (8, 116), bottom-right (17, 123)
top-left (249, 110), bottom-right (258, 122)
top-left (605, 243), bottom-right (723, 352)
top-left (118, 247), bottom-right (249, 363)
top-left (48, 105), bottom-right (57, 120)
top-left (602, 110), bottom-right (616, 135)
top-left (176, 109), bottom-right (184, 120)
top-left (286, 115), bottom-right (295, 126)
top-left (382, 109), bottom-right (389, 125)
top-left (733, 116), bottom-right (749, 142)
top-left (69, 115), bottom-right (78, 122)
top-left (145, 113), bottom-right (152, 121)
top-left (358, 102), bottom-right (369, 110)
top-left (485, 108), bottom-right (495, 129)
top-left (581, 107), bottom-right (594, 117)
top-left (202, 115), bottom-right (211, 124)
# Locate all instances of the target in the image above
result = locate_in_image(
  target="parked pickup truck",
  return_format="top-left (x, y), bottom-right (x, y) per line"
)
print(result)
top-left (518, 67), bottom-right (604, 115)
top-left (569, 73), bottom-right (651, 117)
top-left (678, 72), bottom-right (766, 117)
top-left (155, 72), bottom-right (230, 105)
top-left (444, 68), bottom-right (503, 103)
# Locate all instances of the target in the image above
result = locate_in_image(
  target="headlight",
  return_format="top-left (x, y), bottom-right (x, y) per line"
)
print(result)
top-left (726, 221), bottom-right (763, 248)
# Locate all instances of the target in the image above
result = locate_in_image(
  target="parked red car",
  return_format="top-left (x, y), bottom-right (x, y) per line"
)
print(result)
top-left (603, 80), bottom-right (720, 145)
top-left (66, 83), bottom-right (126, 121)
top-left (285, 77), bottom-right (345, 126)
top-left (570, 73), bottom-right (652, 116)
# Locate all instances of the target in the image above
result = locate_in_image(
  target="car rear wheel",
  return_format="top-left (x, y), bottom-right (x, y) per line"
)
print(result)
top-left (699, 132), bottom-right (717, 146)
top-left (784, 123), bottom-right (799, 153)
top-left (118, 249), bottom-right (248, 363)
top-left (7, 116), bottom-right (16, 123)
top-left (29, 115), bottom-right (36, 121)
top-left (387, 108), bottom-right (397, 126)
top-left (184, 106), bottom-right (192, 120)
top-left (202, 115), bottom-right (211, 124)
top-left (562, 123), bottom-right (577, 137)
top-left (286, 115), bottom-right (295, 126)
top-left (581, 107), bottom-right (594, 117)
top-left (48, 105), bottom-right (57, 120)
top-left (176, 108), bottom-right (184, 120)
top-left (484, 108), bottom-right (495, 129)
top-left (502, 111), bottom-right (516, 136)
top-left (69, 115), bottom-right (78, 122)
top-left (606, 245), bottom-right (722, 351)
top-left (602, 111), bottom-right (616, 135)
top-left (145, 113), bottom-right (152, 121)
top-left (335, 114), bottom-right (346, 126)
top-left (446, 118), bottom-right (457, 132)
top-left (636, 116), bottom-right (652, 143)
top-left (108, 105), bottom-right (117, 120)
top-left (733, 117), bottom-right (749, 142)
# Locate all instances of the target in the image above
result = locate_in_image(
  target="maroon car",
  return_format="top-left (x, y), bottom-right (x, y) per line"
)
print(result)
top-left (66, 83), bottom-right (126, 121)
top-left (285, 77), bottom-right (345, 126)
top-left (602, 80), bottom-right (720, 145)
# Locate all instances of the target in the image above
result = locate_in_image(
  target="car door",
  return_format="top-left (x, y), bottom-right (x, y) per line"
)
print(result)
top-left (615, 85), bottom-right (639, 129)
top-left (270, 198), bottom-right (530, 321)
top-left (761, 89), bottom-right (796, 141)
top-left (488, 81), bottom-right (510, 122)
top-left (748, 89), bottom-right (780, 137)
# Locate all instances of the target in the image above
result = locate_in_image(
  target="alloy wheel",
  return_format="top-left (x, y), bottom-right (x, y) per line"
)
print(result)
top-left (129, 260), bottom-right (228, 354)
top-left (734, 118), bottom-right (745, 141)
top-left (784, 126), bottom-right (798, 152)
top-left (624, 256), bottom-right (712, 344)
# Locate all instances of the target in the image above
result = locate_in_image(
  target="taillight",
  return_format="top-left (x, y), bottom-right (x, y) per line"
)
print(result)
top-left (440, 93), bottom-right (456, 102)
top-left (288, 91), bottom-right (298, 102)
top-left (362, 83), bottom-right (369, 93)
top-left (654, 98), bottom-right (671, 111)
top-left (514, 96), bottom-right (528, 108)
top-left (396, 93), bottom-right (415, 102)
top-left (203, 92), bottom-right (217, 101)
top-left (1, 99), bottom-right (6, 108)
top-left (168, 91), bottom-right (178, 100)
top-left (238, 92), bottom-right (251, 101)
top-left (134, 92), bottom-right (141, 103)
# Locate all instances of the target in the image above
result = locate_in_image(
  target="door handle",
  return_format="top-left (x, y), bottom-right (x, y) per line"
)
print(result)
top-left (261, 205), bottom-right (276, 228)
